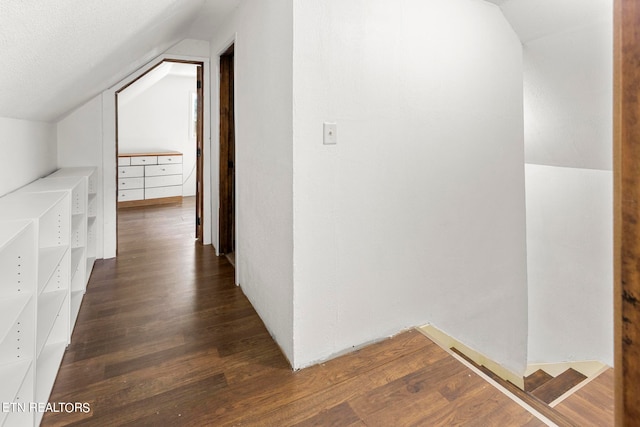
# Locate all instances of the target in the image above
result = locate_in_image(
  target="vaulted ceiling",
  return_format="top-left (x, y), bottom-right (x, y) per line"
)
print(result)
top-left (0, 0), bottom-right (608, 123)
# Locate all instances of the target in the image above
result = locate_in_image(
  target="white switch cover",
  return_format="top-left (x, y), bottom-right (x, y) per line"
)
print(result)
top-left (323, 122), bottom-right (337, 145)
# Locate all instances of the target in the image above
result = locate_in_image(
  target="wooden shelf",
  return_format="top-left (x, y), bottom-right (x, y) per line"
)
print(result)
top-left (119, 150), bottom-right (182, 157)
top-left (0, 359), bottom-right (32, 425)
top-left (71, 247), bottom-right (84, 276)
top-left (72, 213), bottom-right (84, 232)
top-left (88, 194), bottom-right (97, 218)
top-left (0, 295), bottom-right (31, 344)
top-left (0, 360), bottom-right (32, 402)
top-left (0, 220), bottom-right (32, 251)
top-left (38, 246), bottom-right (68, 295)
top-left (35, 341), bottom-right (66, 419)
top-left (36, 290), bottom-right (67, 357)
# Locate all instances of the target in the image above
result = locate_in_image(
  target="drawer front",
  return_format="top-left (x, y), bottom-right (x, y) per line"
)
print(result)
top-left (118, 157), bottom-right (131, 166)
top-left (145, 174), bottom-right (182, 189)
top-left (131, 156), bottom-right (158, 166)
top-left (157, 155), bottom-right (183, 165)
top-left (145, 185), bottom-right (182, 199)
top-left (119, 177), bottom-right (144, 190)
top-left (118, 166), bottom-right (144, 178)
top-left (145, 164), bottom-right (182, 177)
top-left (118, 188), bottom-right (144, 202)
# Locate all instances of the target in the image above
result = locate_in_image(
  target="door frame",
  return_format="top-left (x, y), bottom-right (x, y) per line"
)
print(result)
top-left (115, 59), bottom-right (205, 248)
top-left (614, 0), bottom-right (640, 423)
top-left (218, 44), bottom-right (235, 255)
top-left (101, 54), bottom-right (211, 258)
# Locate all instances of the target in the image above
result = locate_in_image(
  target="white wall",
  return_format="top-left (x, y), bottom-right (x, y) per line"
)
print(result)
top-left (0, 117), bottom-right (57, 197)
top-left (57, 96), bottom-right (105, 259)
top-left (523, 18), bottom-right (612, 171)
top-left (526, 164), bottom-right (613, 365)
top-left (209, 0), bottom-right (294, 363)
top-left (521, 1), bottom-right (613, 366)
top-left (118, 73), bottom-right (198, 196)
top-left (291, 0), bottom-right (528, 373)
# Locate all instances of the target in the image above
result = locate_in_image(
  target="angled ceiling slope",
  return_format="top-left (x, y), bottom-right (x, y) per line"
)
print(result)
top-left (0, 0), bottom-right (239, 123)
top-left (489, 0), bottom-right (612, 43)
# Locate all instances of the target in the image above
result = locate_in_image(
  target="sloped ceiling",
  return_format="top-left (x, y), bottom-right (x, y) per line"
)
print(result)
top-left (0, 0), bottom-right (607, 123)
top-left (489, 0), bottom-right (611, 43)
top-left (118, 62), bottom-right (197, 108)
top-left (0, 0), bottom-right (239, 123)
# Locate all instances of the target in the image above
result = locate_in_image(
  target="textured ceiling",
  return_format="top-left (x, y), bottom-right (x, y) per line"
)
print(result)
top-left (0, 0), bottom-right (607, 123)
top-left (0, 0), bottom-right (238, 122)
top-left (188, 0), bottom-right (242, 40)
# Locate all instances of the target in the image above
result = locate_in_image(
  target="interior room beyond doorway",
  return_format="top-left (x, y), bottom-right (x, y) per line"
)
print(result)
top-left (116, 61), bottom-right (201, 244)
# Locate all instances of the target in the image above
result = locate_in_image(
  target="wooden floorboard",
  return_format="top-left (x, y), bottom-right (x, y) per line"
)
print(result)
top-left (41, 198), bottom-right (593, 426)
top-left (531, 369), bottom-right (587, 404)
top-left (554, 369), bottom-right (615, 426)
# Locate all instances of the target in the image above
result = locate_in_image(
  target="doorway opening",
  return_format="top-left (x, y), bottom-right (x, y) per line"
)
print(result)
top-left (219, 44), bottom-right (235, 264)
top-left (115, 59), bottom-right (205, 250)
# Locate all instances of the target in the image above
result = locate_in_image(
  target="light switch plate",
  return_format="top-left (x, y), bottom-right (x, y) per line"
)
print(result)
top-left (323, 122), bottom-right (337, 145)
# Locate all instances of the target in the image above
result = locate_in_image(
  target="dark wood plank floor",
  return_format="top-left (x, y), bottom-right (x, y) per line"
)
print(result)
top-left (43, 198), bottom-right (547, 426)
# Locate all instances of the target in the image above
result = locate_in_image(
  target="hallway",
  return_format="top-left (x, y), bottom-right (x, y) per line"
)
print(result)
top-left (43, 199), bottom-right (547, 426)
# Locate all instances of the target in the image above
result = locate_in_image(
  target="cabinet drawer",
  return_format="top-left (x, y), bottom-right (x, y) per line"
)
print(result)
top-left (118, 166), bottom-right (144, 178)
top-left (131, 156), bottom-right (157, 166)
top-left (145, 164), bottom-right (182, 177)
top-left (118, 157), bottom-right (131, 166)
top-left (118, 189), bottom-right (144, 202)
top-left (145, 174), bottom-right (182, 188)
top-left (119, 177), bottom-right (144, 190)
top-left (145, 185), bottom-right (182, 199)
top-left (158, 155), bottom-right (183, 165)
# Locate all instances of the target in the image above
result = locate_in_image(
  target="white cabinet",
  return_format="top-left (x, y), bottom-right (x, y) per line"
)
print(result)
top-left (117, 152), bottom-right (183, 206)
top-left (0, 192), bottom-right (71, 427)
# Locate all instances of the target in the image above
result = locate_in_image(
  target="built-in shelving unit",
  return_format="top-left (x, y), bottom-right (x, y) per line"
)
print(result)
top-left (17, 177), bottom-right (87, 335)
top-left (48, 168), bottom-right (97, 285)
top-left (0, 168), bottom-right (98, 426)
top-left (0, 192), bottom-right (71, 427)
top-left (0, 220), bottom-right (36, 427)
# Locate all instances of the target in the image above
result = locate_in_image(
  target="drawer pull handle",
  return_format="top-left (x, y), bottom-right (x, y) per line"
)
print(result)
top-left (162, 168), bottom-right (166, 171)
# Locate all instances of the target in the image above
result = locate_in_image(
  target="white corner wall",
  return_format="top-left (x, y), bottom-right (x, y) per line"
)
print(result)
top-left (118, 74), bottom-right (198, 196)
top-left (523, 17), bottom-right (613, 171)
top-left (209, 0), bottom-right (294, 363)
top-left (526, 164), bottom-right (613, 365)
top-left (292, 0), bottom-right (528, 373)
top-left (0, 117), bottom-right (57, 197)
top-left (522, 1), bottom-right (613, 366)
